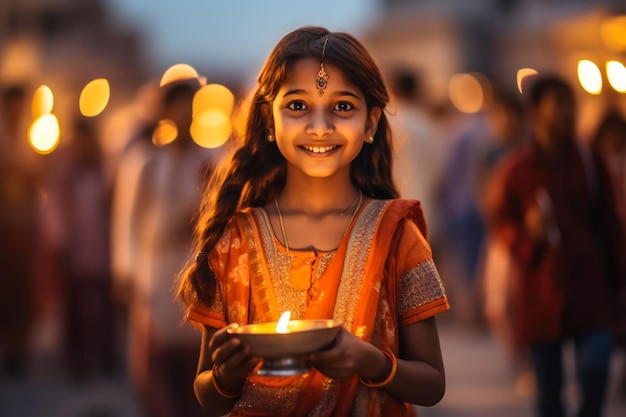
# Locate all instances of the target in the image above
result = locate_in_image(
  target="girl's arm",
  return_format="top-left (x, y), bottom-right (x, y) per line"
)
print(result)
top-left (393, 316), bottom-right (445, 405)
top-left (193, 326), bottom-right (256, 417)
top-left (309, 317), bottom-right (445, 406)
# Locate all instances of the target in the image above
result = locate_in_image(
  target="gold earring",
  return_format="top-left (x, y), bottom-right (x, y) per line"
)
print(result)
top-left (267, 134), bottom-right (275, 142)
top-left (365, 136), bottom-right (374, 144)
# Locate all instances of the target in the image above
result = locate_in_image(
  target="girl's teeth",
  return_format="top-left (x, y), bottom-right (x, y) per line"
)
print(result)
top-left (306, 146), bottom-right (336, 153)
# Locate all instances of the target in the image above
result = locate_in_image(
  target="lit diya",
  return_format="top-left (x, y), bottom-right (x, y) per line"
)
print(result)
top-left (227, 311), bottom-right (342, 376)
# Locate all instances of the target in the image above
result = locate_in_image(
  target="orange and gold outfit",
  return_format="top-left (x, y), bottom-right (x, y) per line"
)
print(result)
top-left (188, 199), bottom-right (449, 416)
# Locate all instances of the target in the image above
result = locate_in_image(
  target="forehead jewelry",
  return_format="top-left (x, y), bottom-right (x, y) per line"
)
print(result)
top-left (316, 36), bottom-right (329, 96)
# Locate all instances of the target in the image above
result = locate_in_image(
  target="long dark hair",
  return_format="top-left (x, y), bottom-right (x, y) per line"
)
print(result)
top-left (177, 26), bottom-right (398, 307)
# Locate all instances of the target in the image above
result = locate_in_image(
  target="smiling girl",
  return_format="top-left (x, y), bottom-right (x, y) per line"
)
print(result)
top-left (177, 26), bottom-right (450, 416)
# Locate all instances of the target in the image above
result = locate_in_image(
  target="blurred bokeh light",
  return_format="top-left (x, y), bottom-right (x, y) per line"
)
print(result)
top-left (31, 85), bottom-right (54, 119)
top-left (28, 114), bottom-right (60, 155)
top-left (192, 83), bottom-right (234, 118)
top-left (79, 78), bottom-right (111, 117)
top-left (152, 118), bottom-right (178, 146)
top-left (606, 60), bottom-right (626, 93)
top-left (517, 68), bottom-right (539, 95)
top-left (190, 113), bottom-right (231, 148)
top-left (601, 15), bottom-right (626, 52)
top-left (577, 59), bottom-right (603, 95)
top-left (160, 63), bottom-right (201, 87)
top-left (448, 72), bottom-right (489, 114)
top-left (191, 83), bottom-right (234, 148)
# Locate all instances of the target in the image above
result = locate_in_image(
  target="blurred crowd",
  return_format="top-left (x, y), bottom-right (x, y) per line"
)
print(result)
top-left (0, 77), bottom-right (224, 417)
top-left (1, 65), bottom-right (626, 417)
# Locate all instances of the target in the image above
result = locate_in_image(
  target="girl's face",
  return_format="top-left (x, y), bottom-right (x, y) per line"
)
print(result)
top-left (271, 58), bottom-right (380, 180)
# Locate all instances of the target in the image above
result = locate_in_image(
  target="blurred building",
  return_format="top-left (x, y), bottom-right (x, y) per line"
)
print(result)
top-left (364, 0), bottom-right (626, 135)
top-left (0, 0), bottom-right (148, 147)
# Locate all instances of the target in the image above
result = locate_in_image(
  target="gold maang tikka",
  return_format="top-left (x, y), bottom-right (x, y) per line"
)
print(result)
top-left (316, 36), bottom-right (329, 96)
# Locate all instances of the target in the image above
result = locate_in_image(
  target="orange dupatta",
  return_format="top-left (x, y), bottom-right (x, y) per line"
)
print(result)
top-left (293, 199), bottom-right (432, 417)
top-left (188, 199), bottom-right (446, 416)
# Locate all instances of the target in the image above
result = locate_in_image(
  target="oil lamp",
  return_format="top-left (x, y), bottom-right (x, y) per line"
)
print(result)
top-left (227, 311), bottom-right (342, 376)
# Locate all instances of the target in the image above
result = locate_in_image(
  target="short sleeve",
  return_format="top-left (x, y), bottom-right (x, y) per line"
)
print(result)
top-left (186, 216), bottom-right (251, 329)
top-left (187, 284), bottom-right (226, 330)
top-left (396, 219), bottom-right (449, 326)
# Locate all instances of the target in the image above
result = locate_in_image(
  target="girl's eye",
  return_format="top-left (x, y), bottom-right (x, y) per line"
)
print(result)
top-left (334, 102), bottom-right (354, 112)
top-left (287, 101), bottom-right (307, 111)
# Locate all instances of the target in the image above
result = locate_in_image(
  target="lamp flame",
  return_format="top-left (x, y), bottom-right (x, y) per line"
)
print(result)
top-left (276, 311), bottom-right (291, 334)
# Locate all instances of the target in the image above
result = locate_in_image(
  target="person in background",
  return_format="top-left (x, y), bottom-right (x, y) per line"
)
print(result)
top-left (0, 84), bottom-right (44, 377)
top-left (437, 86), bottom-right (493, 327)
top-left (474, 86), bottom-right (528, 216)
top-left (590, 108), bottom-right (626, 399)
top-left (487, 74), bottom-right (626, 417)
top-left (388, 68), bottom-right (445, 256)
top-left (48, 117), bottom-right (117, 380)
top-left (476, 86), bottom-right (533, 397)
top-left (111, 78), bottom-right (221, 417)
top-left (591, 109), bottom-right (626, 225)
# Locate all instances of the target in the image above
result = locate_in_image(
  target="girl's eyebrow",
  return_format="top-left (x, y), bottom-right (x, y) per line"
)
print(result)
top-left (282, 89), bottom-right (307, 97)
top-left (281, 89), bottom-right (362, 99)
top-left (333, 90), bottom-right (361, 99)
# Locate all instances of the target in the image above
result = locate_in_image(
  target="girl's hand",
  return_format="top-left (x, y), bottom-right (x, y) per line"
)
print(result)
top-left (308, 328), bottom-right (385, 381)
top-left (209, 324), bottom-right (258, 392)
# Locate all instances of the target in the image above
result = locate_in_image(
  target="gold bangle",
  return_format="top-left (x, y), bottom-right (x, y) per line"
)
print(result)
top-left (359, 348), bottom-right (397, 388)
top-left (211, 365), bottom-right (242, 399)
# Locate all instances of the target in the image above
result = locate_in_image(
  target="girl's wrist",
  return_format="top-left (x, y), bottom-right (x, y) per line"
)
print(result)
top-left (359, 348), bottom-right (397, 388)
top-left (212, 364), bottom-right (243, 399)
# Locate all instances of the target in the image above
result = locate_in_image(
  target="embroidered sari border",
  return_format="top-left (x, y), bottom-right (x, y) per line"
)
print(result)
top-left (242, 210), bottom-right (279, 323)
top-left (398, 298), bottom-right (450, 327)
top-left (186, 307), bottom-right (226, 330)
top-left (334, 199), bottom-right (387, 332)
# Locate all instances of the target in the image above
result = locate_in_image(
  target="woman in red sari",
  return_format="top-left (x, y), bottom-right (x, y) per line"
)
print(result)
top-left (177, 26), bottom-right (449, 416)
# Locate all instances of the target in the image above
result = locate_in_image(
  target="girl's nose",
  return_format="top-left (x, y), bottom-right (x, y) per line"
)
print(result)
top-left (305, 109), bottom-right (334, 137)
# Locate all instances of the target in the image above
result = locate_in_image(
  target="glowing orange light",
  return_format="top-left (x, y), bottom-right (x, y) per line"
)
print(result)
top-left (577, 60), bottom-right (602, 95)
top-left (152, 119), bottom-right (178, 146)
top-left (276, 311), bottom-right (291, 334)
top-left (160, 63), bottom-right (200, 87)
top-left (448, 73), bottom-right (486, 114)
top-left (193, 84), bottom-right (235, 117)
top-left (516, 68), bottom-right (538, 94)
top-left (79, 78), bottom-right (110, 117)
top-left (190, 117), bottom-right (231, 148)
top-left (28, 114), bottom-right (60, 154)
top-left (601, 16), bottom-right (626, 52)
top-left (190, 83), bottom-right (234, 148)
top-left (196, 108), bottom-right (229, 127)
top-left (606, 61), bottom-right (626, 93)
top-left (31, 85), bottom-right (54, 119)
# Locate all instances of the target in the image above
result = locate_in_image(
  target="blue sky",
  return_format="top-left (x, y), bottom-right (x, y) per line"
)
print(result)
top-left (106, 0), bottom-right (379, 80)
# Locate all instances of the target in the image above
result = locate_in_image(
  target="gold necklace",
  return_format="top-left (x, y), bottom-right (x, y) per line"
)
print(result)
top-left (274, 191), bottom-right (363, 260)
top-left (340, 190), bottom-right (362, 217)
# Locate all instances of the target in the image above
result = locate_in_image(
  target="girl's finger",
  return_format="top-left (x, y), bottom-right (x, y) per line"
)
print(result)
top-left (209, 324), bottom-right (243, 363)
top-left (222, 339), bottom-right (252, 368)
top-left (209, 323), bottom-right (241, 350)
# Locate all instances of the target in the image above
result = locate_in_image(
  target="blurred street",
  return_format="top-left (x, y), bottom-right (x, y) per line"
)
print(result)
top-left (419, 319), bottom-right (626, 417)
top-left (2, 317), bottom-right (626, 417)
